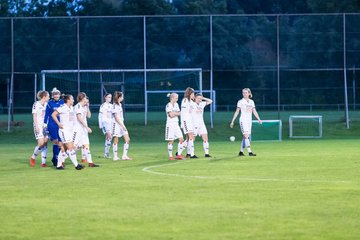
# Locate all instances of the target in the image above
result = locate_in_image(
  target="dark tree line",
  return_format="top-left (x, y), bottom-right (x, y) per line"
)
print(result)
top-left (1, 0), bottom-right (359, 17)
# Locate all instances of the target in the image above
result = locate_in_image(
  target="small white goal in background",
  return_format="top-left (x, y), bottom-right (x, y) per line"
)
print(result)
top-left (289, 115), bottom-right (323, 138)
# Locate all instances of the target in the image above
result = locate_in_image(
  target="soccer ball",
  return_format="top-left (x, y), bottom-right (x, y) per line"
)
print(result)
top-left (229, 136), bottom-right (235, 142)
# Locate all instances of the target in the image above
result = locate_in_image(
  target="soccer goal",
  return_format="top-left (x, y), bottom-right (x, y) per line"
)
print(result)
top-left (251, 120), bottom-right (282, 141)
top-left (40, 68), bottom-right (214, 126)
top-left (289, 115), bottom-right (323, 138)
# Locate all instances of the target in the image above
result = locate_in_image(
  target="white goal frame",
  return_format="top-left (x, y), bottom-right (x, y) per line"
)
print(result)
top-left (289, 115), bottom-right (323, 138)
top-left (252, 120), bottom-right (282, 141)
top-left (40, 68), bottom-right (213, 126)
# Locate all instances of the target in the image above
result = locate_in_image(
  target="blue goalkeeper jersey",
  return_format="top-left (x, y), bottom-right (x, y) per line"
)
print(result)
top-left (44, 98), bottom-right (64, 128)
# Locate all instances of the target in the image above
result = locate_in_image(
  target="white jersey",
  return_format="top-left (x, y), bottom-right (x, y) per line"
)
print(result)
top-left (99, 102), bottom-right (113, 124)
top-left (166, 102), bottom-right (180, 124)
top-left (56, 104), bottom-right (75, 130)
top-left (32, 101), bottom-right (46, 127)
top-left (74, 103), bottom-right (88, 131)
top-left (112, 103), bottom-right (124, 123)
top-left (180, 98), bottom-right (195, 121)
top-left (237, 98), bottom-right (255, 123)
top-left (193, 101), bottom-right (207, 125)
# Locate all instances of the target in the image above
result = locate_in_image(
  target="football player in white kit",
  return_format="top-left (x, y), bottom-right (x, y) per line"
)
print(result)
top-left (193, 93), bottom-right (213, 157)
top-left (52, 94), bottom-right (84, 170)
top-left (112, 91), bottom-right (132, 161)
top-left (29, 90), bottom-right (50, 167)
top-left (230, 88), bottom-right (262, 156)
top-left (73, 92), bottom-right (99, 167)
top-left (98, 93), bottom-right (113, 158)
top-left (165, 93), bottom-right (184, 160)
top-left (181, 87), bottom-right (198, 158)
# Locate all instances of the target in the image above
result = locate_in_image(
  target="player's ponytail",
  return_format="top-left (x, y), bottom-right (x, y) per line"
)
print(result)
top-left (113, 91), bottom-right (123, 105)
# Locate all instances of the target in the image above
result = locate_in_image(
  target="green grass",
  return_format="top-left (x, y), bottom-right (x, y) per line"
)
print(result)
top-left (0, 113), bottom-right (360, 239)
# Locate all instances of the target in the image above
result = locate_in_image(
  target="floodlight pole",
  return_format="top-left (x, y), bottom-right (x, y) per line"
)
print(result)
top-left (209, 15), bottom-right (214, 128)
top-left (143, 16), bottom-right (148, 125)
top-left (276, 15), bottom-right (281, 120)
top-left (77, 17), bottom-right (80, 93)
top-left (343, 14), bottom-right (350, 129)
top-left (8, 18), bottom-right (14, 132)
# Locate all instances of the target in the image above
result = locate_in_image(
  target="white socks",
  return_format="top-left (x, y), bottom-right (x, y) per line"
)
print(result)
top-left (122, 143), bottom-right (129, 158)
top-left (41, 146), bottom-right (47, 164)
top-left (105, 139), bottom-right (111, 155)
top-left (168, 143), bottom-right (173, 157)
top-left (177, 142), bottom-right (183, 156)
top-left (203, 141), bottom-right (209, 155)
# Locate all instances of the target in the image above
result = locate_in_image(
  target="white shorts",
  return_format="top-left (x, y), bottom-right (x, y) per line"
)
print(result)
top-left (240, 120), bottom-right (252, 135)
top-left (181, 119), bottom-right (194, 135)
top-left (101, 121), bottom-right (112, 135)
top-left (193, 122), bottom-right (208, 136)
top-left (59, 128), bottom-right (75, 144)
top-left (112, 122), bottom-right (128, 138)
top-left (73, 128), bottom-right (90, 147)
top-left (165, 122), bottom-right (183, 141)
top-left (33, 124), bottom-right (47, 140)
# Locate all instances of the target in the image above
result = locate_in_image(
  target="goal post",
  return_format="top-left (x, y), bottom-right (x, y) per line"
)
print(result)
top-left (251, 120), bottom-right (282, 141)
top-left (40, 68), bottom-right (213, 126)
top-left (289, 115), bottom-right (323, 138)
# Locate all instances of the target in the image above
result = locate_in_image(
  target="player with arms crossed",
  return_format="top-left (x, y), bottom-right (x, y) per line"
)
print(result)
top-left (230, 88), bottom-right (262, 156)
top-left (112, 91), bottom-right (132, 161)
top-left (165, 93), bottom-right (184, 160)
top-left (29, 90), bottom-right (50, 167)
top-left (193, 93), bottom-right (213, 157)
top-left (52, 94), bottom-right (84, 170)
top-left (73, 92), bottom-right (99, 167)
top-left (43, 88), bottom-right (64, 167)
top-left (98, 93), bottom-right (113, 158)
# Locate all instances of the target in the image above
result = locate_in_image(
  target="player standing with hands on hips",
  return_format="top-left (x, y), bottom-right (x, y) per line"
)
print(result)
top-left (230, 88), bottom-right (262, 156)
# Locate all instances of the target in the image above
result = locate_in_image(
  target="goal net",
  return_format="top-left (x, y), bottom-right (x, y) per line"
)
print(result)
top-left (251, 120), bottom-right (282, 141)
top-left (289, 115), bottom-right (323, 138)
top-left (40, 68), bottom-right (213, 125)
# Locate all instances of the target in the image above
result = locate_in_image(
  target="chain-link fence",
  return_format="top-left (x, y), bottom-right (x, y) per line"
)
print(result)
top-left (1, 14), bottom-right (359, 126)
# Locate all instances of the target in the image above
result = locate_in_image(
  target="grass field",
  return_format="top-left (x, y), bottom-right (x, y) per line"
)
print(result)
top-left (0, 112), bottom-right (360, 239)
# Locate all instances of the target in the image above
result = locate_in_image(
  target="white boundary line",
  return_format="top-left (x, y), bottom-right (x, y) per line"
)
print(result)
top-left (142, 162), bottom-right (350, 184)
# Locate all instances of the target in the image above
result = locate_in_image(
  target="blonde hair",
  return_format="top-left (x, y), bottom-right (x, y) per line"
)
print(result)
top-left (243, 88), bottom-right (252, 98)
top-left (37, 90), bottom-right (49, 100)
top-left (51, 87), bottom-right (60, 96)
top-left (167, 92), bottom-right (178, 100)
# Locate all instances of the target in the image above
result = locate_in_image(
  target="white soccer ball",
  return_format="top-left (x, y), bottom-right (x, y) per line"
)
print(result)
top-left (229, 136), bottom-right (235, 142)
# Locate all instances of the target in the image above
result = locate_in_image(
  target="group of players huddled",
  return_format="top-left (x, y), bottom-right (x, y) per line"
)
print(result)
top-left (29, 86), bottom-right (261, 170)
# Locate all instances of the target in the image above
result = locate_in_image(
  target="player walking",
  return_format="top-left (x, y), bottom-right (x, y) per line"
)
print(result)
top-left (43, 88), bottom-right (64, 166)
top-left (52, 94), bottom-right (84, 170)
top-left (112, 91), bottom-right (132, 161)
top-left (29, 90), bottom-right (50, 167)
top-left (230, 88), bottom-right (262, 156)
top-left (73, 92), bottom-right (99, 167)
top-left (193, 93), bottom-right (213, 157)
top-left (165, 93), bottom-right (184, 160)
top-left (98, 93), bottom-right (113, 158)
